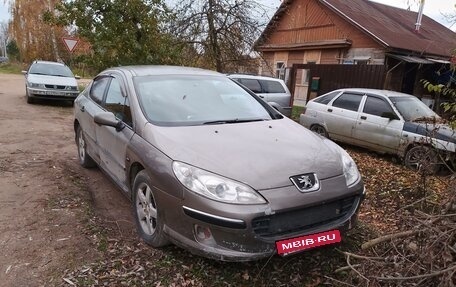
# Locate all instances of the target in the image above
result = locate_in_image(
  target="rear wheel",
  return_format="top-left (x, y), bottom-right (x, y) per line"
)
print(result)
top-left (76, 126), bottom-right (96, 168)
top-left (132, 170), bottom-right (169, 247)
top-left (310, 124), bottom-right (329, 138)
top-left (404, 146), bottom-right (440, 174)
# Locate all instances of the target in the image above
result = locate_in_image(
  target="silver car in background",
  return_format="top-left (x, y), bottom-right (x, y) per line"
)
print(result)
top-left (300, 88), bottom-right (456, 173)
top-left (228, 74), bottom-right (292, 117)
top-left (23, 60), bottom-right (79, 104)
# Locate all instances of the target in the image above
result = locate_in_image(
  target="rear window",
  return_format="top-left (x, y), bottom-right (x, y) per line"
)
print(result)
top-left (314, 91), bottom-right (340, 104)
top-left (259, 80), bottom-right (286, 93)
top-left (238, 78), bottom-right (261, 93)
top-left (332, 93), bottom-right (363, 112)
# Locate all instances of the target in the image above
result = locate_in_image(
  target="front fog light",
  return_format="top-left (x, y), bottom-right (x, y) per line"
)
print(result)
top-left (194, 224), bottom-right (216, 245)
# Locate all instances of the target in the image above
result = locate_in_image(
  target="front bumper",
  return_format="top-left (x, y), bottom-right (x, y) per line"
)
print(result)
top-left (159, 175), bottom-right (365, 261)
top-left (27, 87), bottom-right (79, 100)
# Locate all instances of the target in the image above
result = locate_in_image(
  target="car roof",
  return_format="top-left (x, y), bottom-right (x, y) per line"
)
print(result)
top-left (33, 60), bottom-right (66, 66)
top-left (105, 65), bottom-right (223, 77)
top-left (330, 88), bottom-right (414, 98)
top-left (227, 74), bottom-right (285, 82)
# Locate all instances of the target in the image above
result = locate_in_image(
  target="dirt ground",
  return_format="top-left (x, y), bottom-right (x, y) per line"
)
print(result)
top-left (0, 74), bottom-right (135, 287)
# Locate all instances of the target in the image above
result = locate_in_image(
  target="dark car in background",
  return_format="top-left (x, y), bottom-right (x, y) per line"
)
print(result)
top-left (23, 60), bottom-right (79, 104)
top-left (74, 65), bottom-right (365, 261)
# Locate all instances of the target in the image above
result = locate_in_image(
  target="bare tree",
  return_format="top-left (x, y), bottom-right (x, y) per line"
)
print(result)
top-left (0, 21), bottom-right (8, 57)
top-left (171, 0), bottom-right (268, 73)
top-left (9, 0), bottom-right (64, 62)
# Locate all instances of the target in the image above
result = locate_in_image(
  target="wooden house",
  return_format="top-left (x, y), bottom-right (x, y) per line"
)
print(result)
top-left (255, 0), bottom-right (456, 106)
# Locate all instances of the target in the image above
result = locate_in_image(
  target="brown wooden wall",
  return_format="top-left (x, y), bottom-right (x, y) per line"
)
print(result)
top-left (290, 64), bottom-right (386, 99)
top-left (320, 49), bottom-right (340, 64)
top-left (265, 0), bottom-right (382, 49)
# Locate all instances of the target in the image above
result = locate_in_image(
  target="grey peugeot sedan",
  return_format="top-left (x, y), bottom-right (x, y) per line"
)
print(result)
top-left (73, 66), bottom-right (365, 261)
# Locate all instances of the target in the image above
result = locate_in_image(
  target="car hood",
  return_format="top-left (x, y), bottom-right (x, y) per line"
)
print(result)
top-left (144, 118), bottom-right (344, 190)
top-left (27, 74), bottom-right (77, 86)
top-left (404, 122), bottom-right (456, 144)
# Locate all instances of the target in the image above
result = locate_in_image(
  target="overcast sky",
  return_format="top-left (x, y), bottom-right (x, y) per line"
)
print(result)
top-left (0, 0), bottom-right (455, 30)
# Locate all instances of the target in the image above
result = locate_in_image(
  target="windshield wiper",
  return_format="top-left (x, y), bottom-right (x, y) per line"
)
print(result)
top-left (203, 118), bottom-right (267, 125)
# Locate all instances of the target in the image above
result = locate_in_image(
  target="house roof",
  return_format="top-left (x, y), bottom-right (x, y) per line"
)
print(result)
top-left (256, 0), bottom-right (456, 58)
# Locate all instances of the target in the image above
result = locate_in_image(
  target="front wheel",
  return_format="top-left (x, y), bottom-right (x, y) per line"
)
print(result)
top-left (76, 126), bottom-right (96, 168)
top-left (132, 170), bottom-right (169, 248)
top-left (310, 124), bottom-right (329, 138)
top-left (26, 89), bottom-right (35, 104)
top-left (404, 146), bottom-right (440, 175)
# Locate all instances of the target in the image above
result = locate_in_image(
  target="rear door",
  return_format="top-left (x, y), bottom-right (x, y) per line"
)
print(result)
top-left (354, 95), bottom-right (403, 153)
top-left (258, 79), bottom-right (291, 109)
top-left (95, 74), bottom-right (135, 192)
top-left (324, 92), bottom-right (364, 142)
top-left (236, 78), bottom-right (264, 98)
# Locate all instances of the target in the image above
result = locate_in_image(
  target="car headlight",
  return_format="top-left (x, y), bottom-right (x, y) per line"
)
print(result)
top-left (28, 82), bottom-right (45, 88)
top-left (65, 86), bottom-right (78, 91)
top-left (340, 149), bottom-right (360, 187)
top-left (172, 161), bottom-right (266, 204)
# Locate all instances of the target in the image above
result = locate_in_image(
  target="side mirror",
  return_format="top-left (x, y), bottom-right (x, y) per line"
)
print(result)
top-left (21, 70), bottom-right (27, 75)
top-left (94, 112), bottom-right (125, 131)
top-left (75, 75), bottom-right (81, 80)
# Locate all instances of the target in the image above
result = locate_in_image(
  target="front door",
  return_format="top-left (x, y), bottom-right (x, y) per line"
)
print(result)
top-left (354, 95), bottom-right (403, 154)
top-left (95, 75), bottom-right (134, 191)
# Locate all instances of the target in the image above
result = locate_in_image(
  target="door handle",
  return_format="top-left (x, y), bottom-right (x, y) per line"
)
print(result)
top-left (360, 116), bottom-right (367, 120)
top-left (259, 95), bottom-right (264, 98)
top-left (327, 108), bottom-right (333, 112)
top-left (80, 105), bottom-right (85, 112)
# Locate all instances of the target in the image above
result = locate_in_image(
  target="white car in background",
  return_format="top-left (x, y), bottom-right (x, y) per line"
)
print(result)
top-left (228, 74), bottom-right (292, 117)
top-left (300, 88), bottom-right (455, 173)
top-left (23, 60), bottom-right (80, 104)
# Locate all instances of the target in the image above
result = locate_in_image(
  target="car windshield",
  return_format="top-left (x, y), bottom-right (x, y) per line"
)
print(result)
top-left (390, 96), bottom-right (438, 122)
top-left (134, 75), bottom-right (274, 126)
top-left (29, 63), bottom-right (74, 77)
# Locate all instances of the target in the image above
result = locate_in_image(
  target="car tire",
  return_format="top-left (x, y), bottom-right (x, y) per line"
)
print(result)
top-left (26, 90), bottom-right (35, 104)
top-left (404, 146), bottom-right (440, 174)
top-left (76, 126), bottom-right (96, 168)
top-left (310, 124), bottom-right (329, 138)
top-left (132, 170), bottom-right (169, 248)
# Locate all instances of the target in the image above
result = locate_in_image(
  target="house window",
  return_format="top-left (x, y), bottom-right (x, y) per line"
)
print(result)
top-left (275, 61), bottom-right (286, 80)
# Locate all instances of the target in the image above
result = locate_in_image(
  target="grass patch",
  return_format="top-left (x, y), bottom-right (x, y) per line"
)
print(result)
top-left (291, 105), bottom-right (306, 122)
top-left (0, 62), bottom-right (25, 74)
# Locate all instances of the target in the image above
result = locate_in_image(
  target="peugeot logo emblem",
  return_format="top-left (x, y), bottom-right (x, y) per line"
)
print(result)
top-left (290, 173), bottom-right (320, 193)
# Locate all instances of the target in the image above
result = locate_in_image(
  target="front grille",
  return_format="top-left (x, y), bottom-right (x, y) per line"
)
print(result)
top-left (252, 196), bottom-right (358, 238)
top-left (45, 84), bottom-right (66, 90)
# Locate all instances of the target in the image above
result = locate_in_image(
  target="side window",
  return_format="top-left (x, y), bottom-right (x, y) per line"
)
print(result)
top-left (332, 93), bottom-right (363, 112)
top-left (239, 78), bottom-right (262, 93)
top-left (275, 61), bottom-right (286, 80)
top-left (259, 80), bottom-right (285, 93)
top-left (363, 96), bottom-right (396, 118)
top-left (314, 91), bottom-right (340, 105)
top-left (90, 77), bottom-right (110, 105)
top-left (104, 77), bottom-right (133, 127)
